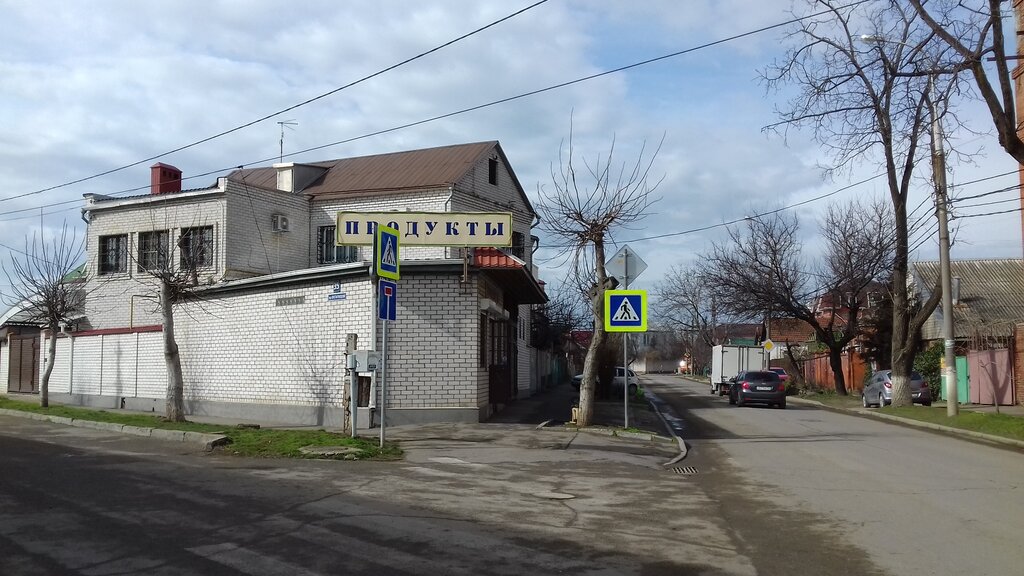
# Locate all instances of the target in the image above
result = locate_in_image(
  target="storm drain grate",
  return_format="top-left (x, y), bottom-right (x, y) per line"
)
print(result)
top-left (671, 466), bottom-right (699, 475)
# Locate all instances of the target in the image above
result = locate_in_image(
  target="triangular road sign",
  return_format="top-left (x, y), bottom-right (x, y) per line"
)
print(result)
top-left (381, 237), bottom-right (397, 267)
top-left (612, 298), bottom-right (639, 322)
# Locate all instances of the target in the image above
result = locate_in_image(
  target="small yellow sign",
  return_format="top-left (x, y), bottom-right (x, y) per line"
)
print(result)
top-left (763, 339), bottom-right (775, 352)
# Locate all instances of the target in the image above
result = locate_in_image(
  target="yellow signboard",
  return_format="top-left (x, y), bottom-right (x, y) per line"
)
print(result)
top-left (337, 211), bottom-right (512, 246)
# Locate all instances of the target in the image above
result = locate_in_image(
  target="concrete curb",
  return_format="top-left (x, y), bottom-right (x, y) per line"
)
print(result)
top-left (0, 407), bottom-right (228, 451)
top-left (787, 396), bottom-right (1024, 450)
top-left (544, 424), bottom-right (673, 443)
top-left (642, 391), bottom-right (689, 463)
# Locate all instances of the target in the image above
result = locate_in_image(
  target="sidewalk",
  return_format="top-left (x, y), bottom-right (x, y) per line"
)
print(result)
top-left (1, 382), bottom-right (679, 457)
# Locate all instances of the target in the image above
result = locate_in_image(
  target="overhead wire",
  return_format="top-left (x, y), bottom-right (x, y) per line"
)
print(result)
top-left (0, 0), bottom-right (551, 205)
top-left (0, 0), bottom-right (873, 221)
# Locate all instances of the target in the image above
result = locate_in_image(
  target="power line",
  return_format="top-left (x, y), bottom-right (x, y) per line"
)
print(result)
top-left (953, 195), bottom-right (1020, 210)
top-left (0, 0), bottom-right (870, 215)
top-left (954, 206), bottom-right (1023, 219)
top-left (950, 182), bottom-right (1020, 203)
top-left (0, 0), bottom-right (551, 205)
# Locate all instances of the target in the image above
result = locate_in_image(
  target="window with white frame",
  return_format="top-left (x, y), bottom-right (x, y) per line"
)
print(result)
top-left (317, 225), bottom-right (358, 264)
top-left (179, 226), bottom-right (214, 270)
top-left (99, 234), bottom-right (128, 275)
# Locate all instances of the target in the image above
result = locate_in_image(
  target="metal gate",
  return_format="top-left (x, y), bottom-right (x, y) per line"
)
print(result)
top-left (7, 335), bottom-right (39, 393)
top-left (967, 349), bottom-right (1014, 406)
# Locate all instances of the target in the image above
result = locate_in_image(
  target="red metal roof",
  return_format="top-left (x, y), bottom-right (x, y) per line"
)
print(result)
top-left (474, 247), bottom-right (523, 269)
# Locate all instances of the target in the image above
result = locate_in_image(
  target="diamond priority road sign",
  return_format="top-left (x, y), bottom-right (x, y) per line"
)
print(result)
top-left (604, 290), bottom-right (647, 333)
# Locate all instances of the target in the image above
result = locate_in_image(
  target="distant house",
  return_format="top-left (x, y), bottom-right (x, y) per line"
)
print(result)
top-left (912, 259), bottom-right (1024, 347)
top-left (766, 317), bottom-right (817, 359)
top-left (713, 323), bottom-right (763, 347)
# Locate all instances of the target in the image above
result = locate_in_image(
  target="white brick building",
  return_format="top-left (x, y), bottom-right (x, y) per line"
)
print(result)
top-left (2, 142), bottom-right (550, 425)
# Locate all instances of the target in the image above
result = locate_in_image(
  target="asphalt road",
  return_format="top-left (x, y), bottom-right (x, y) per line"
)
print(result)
top-left (4, 377), bottom-right (1022, 576)
top-left (0, 412), bottom-right (728, 576)
top-left (644, 374), bottom-right (1024, 576)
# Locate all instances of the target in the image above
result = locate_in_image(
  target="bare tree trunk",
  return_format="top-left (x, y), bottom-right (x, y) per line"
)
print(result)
top-left (577, 240), bottom-right (610, 428)
top-left (784, 342), bottom-right (803, 382)
top-left (827, 346), bottom-right (847, 396)
top-left (161, 280), bottom-right (186, 421)
top-left (40, 322), bottom-right (58, 408)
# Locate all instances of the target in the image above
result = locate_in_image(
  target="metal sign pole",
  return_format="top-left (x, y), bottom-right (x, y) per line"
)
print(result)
top-left (623, 249), bottom-right (630, 430)
top-left (349, 355), bottom-right (358, 438)
top-left (379, 311), bottom-right (388, 449)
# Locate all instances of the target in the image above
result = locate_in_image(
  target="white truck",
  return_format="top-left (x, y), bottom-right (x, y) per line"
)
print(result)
top-left (709, 344), bottom-right (768, 395)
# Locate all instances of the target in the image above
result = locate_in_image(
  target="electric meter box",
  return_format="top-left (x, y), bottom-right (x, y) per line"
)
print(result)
top-left (350, 350), bottom-right (381, 372)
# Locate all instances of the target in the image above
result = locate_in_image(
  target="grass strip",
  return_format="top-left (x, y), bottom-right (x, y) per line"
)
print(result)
top-left (0, 397), bottom-right (401, 459)
top-left (797, 392), bottom-right (1024, 442)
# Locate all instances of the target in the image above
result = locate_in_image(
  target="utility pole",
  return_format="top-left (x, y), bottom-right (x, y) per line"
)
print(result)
top-left (1015, 0), bottom-right (1024, 257)
top-left (927, 75), bottom-right (958, 417)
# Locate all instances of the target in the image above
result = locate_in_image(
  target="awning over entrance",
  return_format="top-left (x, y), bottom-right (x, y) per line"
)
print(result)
top-left (473, 248), bottom-right (547, 305)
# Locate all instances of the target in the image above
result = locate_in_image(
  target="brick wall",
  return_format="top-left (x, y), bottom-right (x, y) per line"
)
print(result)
top-left (84, 191), bottom-right (226, 329)
top-left (385, 274), bottom-right (479, 409)
top-left (224, 180), bottom-right (310, 277)
top-left (174, 277), bottom-right (372, 407)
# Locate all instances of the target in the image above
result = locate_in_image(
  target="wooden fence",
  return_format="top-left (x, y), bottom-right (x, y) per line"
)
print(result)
top-left (801, 350), bottom-right (869, 393)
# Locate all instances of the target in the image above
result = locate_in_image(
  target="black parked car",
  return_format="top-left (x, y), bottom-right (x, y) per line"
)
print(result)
top-left (729, 370), bottom-right (787, 409)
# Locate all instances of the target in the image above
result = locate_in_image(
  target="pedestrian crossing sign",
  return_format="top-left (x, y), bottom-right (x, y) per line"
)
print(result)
top-left (375, 224), bottom-right (400, 280)
top-left (604, 290), bottom-right (647, 332)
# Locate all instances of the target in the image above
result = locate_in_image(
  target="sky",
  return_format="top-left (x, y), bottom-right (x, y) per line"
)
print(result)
top-left (1, 0), bottom-right (1021, 318)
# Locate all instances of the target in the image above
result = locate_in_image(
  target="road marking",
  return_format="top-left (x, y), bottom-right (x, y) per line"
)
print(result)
top-left (427, 457), bottom-right (486, 468)
top-left (187, 542), bottom-right (323, 576)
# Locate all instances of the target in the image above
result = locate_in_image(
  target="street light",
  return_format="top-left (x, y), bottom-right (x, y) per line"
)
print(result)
top-left (859, 34), bottom-right (959, 416)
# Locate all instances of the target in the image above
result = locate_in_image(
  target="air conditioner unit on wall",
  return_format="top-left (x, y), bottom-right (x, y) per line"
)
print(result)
top-left (272, 214), bottom-right (290, 232)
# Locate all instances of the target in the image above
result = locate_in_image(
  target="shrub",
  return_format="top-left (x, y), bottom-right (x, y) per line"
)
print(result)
top-left (914, 343), bottom-right (943, 401)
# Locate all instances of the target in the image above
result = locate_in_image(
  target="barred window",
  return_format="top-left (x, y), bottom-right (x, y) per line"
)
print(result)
top-left (99, 234), bottom-right (128, 274)
top-left (317, 226), bottom-right (358, 264)
top-left (179, 226), bottom-right (214, 270)
top-left (137, 230), bottom-right (169, 272)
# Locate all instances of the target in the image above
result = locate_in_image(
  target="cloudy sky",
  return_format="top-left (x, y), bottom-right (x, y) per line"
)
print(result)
top-left (1, 0), bottom-right (1021, 315)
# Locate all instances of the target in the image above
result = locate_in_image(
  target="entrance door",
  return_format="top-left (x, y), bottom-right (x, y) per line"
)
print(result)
top-left (487, 318), bottom-right (513, 407)
top-left (8, 334), bottom-right (40, 393)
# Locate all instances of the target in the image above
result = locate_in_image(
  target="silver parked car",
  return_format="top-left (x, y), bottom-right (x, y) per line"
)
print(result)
top-left (571, 367), bottom-right (639, 394)
top-left (862, 370), bottom-right (932, 407)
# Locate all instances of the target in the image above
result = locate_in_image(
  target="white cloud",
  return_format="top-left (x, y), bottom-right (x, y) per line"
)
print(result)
top-left (0, 0), bottom-right (1020, 312)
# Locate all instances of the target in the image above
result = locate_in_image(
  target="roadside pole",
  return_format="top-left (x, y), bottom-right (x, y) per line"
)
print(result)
top-left (622, 256), bottom-right (630, 429)
top-left (605, 245), bottom-right (648, 431)
top-left (373, 225), bottom-right (399, 450)
top-left (378, 280), bottom-right (397, 449)
top-left (380, 312), bottom-right (388, 448)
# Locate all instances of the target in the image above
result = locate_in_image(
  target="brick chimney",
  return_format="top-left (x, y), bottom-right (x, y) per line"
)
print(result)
top-left (150, 163), bottom-right (182, 195)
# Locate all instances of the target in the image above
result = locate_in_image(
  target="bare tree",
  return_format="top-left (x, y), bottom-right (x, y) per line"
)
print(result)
top-left (2, 223), bottom-right (85, 407)
top-left (129, 224), bottom-right (214, 421)
top-left (702, 200), bottom-right (894, 395)
top-left (657, 265), bottom-right (726, 349)
top-left (762, 0), bottom-right (964, 405)
top-left (909, 1), bottom-right (1024, 163)
top-left (536, 126), bottom-right (662, 427)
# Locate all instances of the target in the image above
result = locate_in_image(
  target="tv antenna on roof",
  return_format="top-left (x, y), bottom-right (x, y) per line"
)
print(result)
top-left (277, 120), bottom-right (298, 163)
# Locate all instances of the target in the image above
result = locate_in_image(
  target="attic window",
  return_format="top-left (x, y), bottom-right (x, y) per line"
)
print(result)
top-left (488, 158), bottom-right (498, 185)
